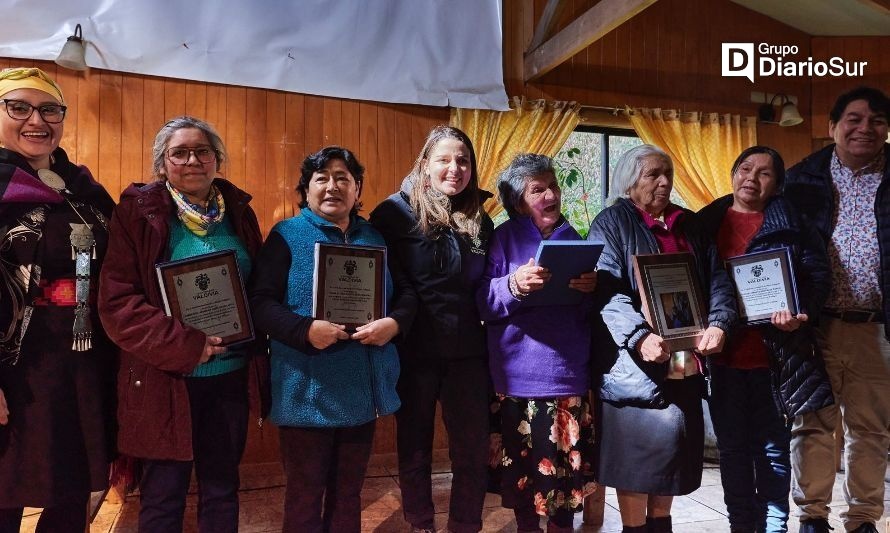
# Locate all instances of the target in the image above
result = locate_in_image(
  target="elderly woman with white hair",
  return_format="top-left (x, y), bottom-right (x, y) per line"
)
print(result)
top-left (477, 153), bottom-right (597, 533)
top-left (587, 144), bottom-right (736, 533)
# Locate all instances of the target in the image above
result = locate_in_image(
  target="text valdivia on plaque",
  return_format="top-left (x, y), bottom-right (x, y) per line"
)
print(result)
top-left (193, 289), bottom-right (220, 300)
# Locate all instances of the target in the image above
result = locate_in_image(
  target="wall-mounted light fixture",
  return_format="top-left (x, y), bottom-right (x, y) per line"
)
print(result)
top-left (55, 24), bottom-right (87, 71)
top-left (758, 93), bottom-right (803, 127)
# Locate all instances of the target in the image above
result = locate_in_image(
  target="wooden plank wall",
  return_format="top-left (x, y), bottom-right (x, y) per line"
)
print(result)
top-left (0, 58), bottom-right (448, 237)
top-left (810, 37), bottom-right (890, 140)
top-left (504, 0), bottom-right (816, 165)
top-left (0, 57), bottom-right (450, 461)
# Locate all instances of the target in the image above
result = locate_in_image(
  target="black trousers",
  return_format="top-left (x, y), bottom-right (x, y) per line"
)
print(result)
top-left (278, 421), bottom-right (376, 533)
top-left (0, 498), bottom-right (87, 533)
top-left (396, 357), bottom-right (490, 533)
top-left (137, 368), bottom-right (249, 533)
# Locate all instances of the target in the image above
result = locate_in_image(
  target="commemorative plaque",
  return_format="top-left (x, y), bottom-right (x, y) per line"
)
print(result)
top-left (313, 242), bottom-right (386, 332)
top-left (155, 250), bottom-right (254, 346)
top-left (632, 252), bottom-right (707, 351)
top-left (725, 247), bottom-right (799, 324)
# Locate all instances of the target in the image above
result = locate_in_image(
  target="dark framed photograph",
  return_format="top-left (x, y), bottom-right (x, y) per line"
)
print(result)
top-left (632, 252), bottom-right (707, 351)
top-left (725, 247), bottom-right (799, 324)
top-left (313, 242), bottom-right (386, 332)
top-left (155, 250), bottom-right (254, 346)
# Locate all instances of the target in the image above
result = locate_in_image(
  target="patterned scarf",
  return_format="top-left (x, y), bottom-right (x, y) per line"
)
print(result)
top-left (165, 180), bottom-right (226, 236)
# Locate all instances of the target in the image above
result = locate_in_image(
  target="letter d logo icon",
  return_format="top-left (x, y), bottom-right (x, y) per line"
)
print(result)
top-left (722, 43), bottom-right (754, 82)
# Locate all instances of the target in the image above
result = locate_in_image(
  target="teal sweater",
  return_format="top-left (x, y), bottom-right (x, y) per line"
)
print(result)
top-left (168, 216), bottom-right (252, 377)
top-left (268, 209), bottom-right (400, 428)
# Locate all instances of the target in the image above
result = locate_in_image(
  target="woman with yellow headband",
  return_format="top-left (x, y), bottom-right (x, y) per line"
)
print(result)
top-left (0, 68), bottom-right (117, 531)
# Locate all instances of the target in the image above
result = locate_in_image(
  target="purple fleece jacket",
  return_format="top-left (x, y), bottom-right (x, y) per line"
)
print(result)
top-left (476, 216), bottom-right (592, 397)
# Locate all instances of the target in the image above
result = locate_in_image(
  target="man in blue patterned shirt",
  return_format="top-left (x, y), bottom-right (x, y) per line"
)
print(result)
top-left (784, 87), bottom-right (890, 533)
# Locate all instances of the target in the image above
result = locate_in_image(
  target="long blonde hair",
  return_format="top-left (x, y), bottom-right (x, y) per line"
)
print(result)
top-left (406, 125), bottom-right (483, 237)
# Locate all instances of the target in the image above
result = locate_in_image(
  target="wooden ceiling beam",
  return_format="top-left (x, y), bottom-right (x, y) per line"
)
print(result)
top-left (856, 0), bottom-right (890, 15)
top-left (527, 0), bottom-right (569, 52)
top-left (523, 0), bottom-right (658, 82)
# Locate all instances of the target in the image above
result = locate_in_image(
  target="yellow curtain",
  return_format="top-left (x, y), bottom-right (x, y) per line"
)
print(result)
top-left (451, 97), bottom-right (581, 216)
top-left (628, 108), bottom-right (757, 211)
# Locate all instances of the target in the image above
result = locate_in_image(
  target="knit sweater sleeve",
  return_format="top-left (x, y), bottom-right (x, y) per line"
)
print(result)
top-left (476, 229), bottom-right (523, 322)
top-left (247, 231), bottom-right (313, 351)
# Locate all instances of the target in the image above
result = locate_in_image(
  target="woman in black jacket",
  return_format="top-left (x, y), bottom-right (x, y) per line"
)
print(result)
top-left (370, 126), bottom-right (493, 533)
top-left (698, 146), bottom-right (833, 533)
top-left (588, 144), bottom-right (737, 533)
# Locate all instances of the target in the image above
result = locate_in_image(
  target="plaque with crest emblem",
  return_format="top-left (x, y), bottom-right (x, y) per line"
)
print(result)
top-left (725, 247), bottom-right (799, 325)
top-left (155, 250), bottom-right (254, 346)
top-left (313, 242), bottom-right (386, 332)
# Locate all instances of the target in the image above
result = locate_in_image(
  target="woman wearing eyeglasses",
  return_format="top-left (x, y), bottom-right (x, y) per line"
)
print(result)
top-left (0, 67), bottom-right (117, 532)
top-left (98, 116), bottom-right (267, 532)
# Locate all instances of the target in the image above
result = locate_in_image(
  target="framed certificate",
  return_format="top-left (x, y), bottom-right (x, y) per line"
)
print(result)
top-left (632, 252), bottom-right (707, 351)
top-left (725, 247), bottom-right (799, 324)
top-left (313, 242), bottom-right (386, 332)
top-left (155, 250), bottom-right (254, 346)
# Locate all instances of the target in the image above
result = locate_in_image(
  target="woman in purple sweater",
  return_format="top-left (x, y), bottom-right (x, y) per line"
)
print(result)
top-left (477, 153), bottom-right (598, 533)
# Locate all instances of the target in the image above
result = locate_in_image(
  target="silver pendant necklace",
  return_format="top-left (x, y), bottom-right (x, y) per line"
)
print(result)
top-left (37, 167), bottom-right (96, 351)
top-left (37, 169), bottom-right (67, 192)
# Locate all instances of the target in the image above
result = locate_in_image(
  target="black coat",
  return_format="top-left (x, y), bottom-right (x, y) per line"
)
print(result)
top-left (370, 181), bottom-right (493, 360)
top-left (784, 143), bottom-right (890, 339)
top-left (587, 198), bottom-right (737, 407)
top-left (698, 194), bottom-right (834, 419)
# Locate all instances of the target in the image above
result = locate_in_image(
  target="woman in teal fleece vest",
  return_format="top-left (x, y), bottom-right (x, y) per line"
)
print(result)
top-left (249, 146), bottom-right (412, 533)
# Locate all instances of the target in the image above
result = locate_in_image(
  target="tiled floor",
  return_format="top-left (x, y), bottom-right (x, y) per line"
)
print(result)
top-left (20, 453), bottom-right (890, 532)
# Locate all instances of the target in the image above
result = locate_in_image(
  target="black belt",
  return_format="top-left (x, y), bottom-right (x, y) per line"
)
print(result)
top-left (823, 309), bottom-right (884, 323)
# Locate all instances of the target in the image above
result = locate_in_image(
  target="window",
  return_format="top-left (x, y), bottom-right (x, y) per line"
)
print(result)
top-left (552, 127), bottom-right (643, 237)
top-left (491, 127), bottom-right (684, 235)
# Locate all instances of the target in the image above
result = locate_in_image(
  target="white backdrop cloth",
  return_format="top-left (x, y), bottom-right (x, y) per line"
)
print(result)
top-left (0, 0), bottom-right (509, 110)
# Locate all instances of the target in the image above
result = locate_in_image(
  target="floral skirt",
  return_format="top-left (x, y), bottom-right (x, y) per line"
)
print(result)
top-left (497, 395), bottom-right (597, 524)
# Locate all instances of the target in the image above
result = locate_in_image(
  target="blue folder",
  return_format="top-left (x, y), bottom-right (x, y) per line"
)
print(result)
top-left (523, 240), bottom-right (604, 307)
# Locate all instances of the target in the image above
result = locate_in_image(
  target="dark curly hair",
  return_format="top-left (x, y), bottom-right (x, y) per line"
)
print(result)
top-left (297, 146), bottom-right (365, 215)
top-left (829, 86), bottom-right (890, 124)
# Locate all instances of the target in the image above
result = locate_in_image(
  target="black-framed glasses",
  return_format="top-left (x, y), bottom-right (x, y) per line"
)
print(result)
top-left (0, 99), bottom-right (67, 124)
top-left (166, 146), bottom-right (217, 166)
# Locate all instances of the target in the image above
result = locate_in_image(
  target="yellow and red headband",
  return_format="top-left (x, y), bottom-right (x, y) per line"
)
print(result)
top-left (0, 68), bottom-right (64, 104)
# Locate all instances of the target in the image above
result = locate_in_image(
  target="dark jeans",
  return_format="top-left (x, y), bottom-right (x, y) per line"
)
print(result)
top-left (396, 357), bottom-right (489, 533)
top-left (0, 498), bottom-right (87, 533)
top-left (138, 368), bottom-right (248, 533)
top-left (708, 364), bottom-right (791, 533)
top-left (278, 421), bottom-right (376, 533)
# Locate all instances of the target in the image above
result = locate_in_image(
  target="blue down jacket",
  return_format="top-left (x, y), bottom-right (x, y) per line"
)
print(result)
top-left (698, 194), bottom-right (834, 419)
top-left (587, 198), bottom-right (737, 407)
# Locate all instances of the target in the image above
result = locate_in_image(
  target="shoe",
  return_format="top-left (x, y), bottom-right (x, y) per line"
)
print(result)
top-left (850, 523), bottom-right (878, 533)
top-left (545, 522), bottom-right (573, 533)
top-left (799, 518), bottom-right (832, 533)
top-left (622, 526), bottom-right (647, 533)
top-left (647, 515), bottom-right (672, 533)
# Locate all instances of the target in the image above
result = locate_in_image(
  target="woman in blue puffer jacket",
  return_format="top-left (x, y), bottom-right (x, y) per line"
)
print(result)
top-left (698, 145), bottom-right (832, 533)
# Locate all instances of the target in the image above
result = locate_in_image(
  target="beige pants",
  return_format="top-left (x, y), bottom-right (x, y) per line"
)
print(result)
top-left (791, 318), bottom-right (890, 530)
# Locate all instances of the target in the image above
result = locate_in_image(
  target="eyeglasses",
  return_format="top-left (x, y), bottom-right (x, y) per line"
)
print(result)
top-left (166, 146), bottom-right (217, 166)
top-left (0, 99), bottom-right (67, 124)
